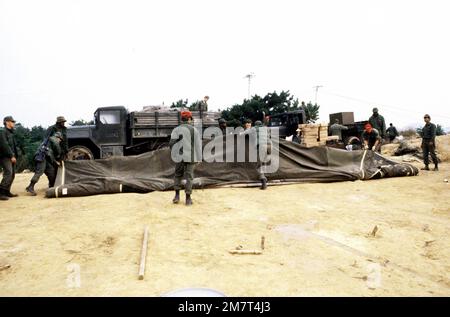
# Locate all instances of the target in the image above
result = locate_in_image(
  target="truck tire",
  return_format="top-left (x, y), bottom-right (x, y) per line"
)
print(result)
top-left (346, 136), bottom-right (363, 150)
top-left (67, 146), bottom-right (95, 160)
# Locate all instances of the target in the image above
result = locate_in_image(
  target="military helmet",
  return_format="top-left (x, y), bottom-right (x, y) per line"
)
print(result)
top-left (3, 116), bottom-right (16, 124)
top-left (56, 116), bottom-right (67, 123)
top-left (254, 120), bottom-right (263, 126)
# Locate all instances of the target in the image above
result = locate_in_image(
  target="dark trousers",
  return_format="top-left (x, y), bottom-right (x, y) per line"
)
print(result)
top-left (30, 159), bottom-right (57, 188)
top-left (0, 157), bottom-right (15, 192)
top-left (174, 162), bottom-right (195, 195)
top-left (422, 140), bottom-right (438, 166)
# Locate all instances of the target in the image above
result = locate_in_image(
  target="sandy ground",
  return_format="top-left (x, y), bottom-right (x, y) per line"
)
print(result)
top-left (0, 161), bottom-right (449, 297)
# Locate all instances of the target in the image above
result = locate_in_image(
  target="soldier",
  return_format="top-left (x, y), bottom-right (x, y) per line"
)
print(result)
top-left (241, 120), bottom-right (269, 190)
top-left (200, 96), bottom-right (209, 112)
top-left (47, 116), bottom-right (68, 159)
top-left (254, 120), bottom-right (269, 190)
top-left (218, 118), bottom-right (227, 134)
top-left (169, 111), bottom-right (202, 206)
top-left (243, 118), bottom-right (252, 131)
top-left (386, 123), bottom-right (399, 143)
top-left (362, 123), bottom-right (381, 152)
top-left (368, 107), bottom-right (386, 139)
top-left (329, 118), bottom-right (349, 142)
top-left (26, 132), bottom-right (64, 196)
top-left (421, 114), bottom-right (438, 171)
top-left (0, 116), bottom-right (19, 200)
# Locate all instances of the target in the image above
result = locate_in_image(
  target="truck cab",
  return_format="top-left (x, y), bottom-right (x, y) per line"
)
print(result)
top-left (67, 106), bottom-right (128, 160)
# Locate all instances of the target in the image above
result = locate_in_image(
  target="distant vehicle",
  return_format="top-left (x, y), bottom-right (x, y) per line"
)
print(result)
top-left (267, 110), bottom-right (307, 138)
top-left (67, 106), bottom-right (220, 160)
top-left (329, 112), bottom-right (368, 149)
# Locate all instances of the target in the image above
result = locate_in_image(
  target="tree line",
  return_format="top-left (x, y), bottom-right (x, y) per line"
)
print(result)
top-left (171, 90), bottom-right (320, 126)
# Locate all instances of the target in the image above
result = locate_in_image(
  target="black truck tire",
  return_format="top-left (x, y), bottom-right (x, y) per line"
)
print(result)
top-left (67, 145), bottom-right (95, 160)
top-left (346, 136), bottom-right (363, 150)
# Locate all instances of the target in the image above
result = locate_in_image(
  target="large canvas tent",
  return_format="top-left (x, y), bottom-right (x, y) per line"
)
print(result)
top-left (46, 139), bottom-right (418, 198)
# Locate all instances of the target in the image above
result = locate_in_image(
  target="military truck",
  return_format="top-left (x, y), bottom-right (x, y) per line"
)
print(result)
top-left (67, 106), bottom-right (221, 160)
top-left (267, 110), bottom-right (307, 138)
top-left (329, 112), bottom-right (368, 149)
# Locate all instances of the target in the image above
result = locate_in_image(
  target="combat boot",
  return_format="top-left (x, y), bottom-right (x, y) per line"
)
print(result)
top-left (172, 190), bottom-right (180, 204)
top-left (433, 164), bottom-right (439, 171)
top-left (26, 182), bottom-right (37, 196)
top-left (260, 179), bottom-right (267, 190)
top-left (421, 165), bottom-right (430, 171)
top-left (185, 194), bottom-right (193, 206)
top-left (0, 189), bottom-right (9, 200)
top-left (6, 191), bottom-right (18, 198)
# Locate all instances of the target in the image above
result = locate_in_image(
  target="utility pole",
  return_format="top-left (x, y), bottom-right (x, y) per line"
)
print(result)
top-left (313, 85), bottom-right (323, 104)
top-left (244, 72), bottom-right (255, 100)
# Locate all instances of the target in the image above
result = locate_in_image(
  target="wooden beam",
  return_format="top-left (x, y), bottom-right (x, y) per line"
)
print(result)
top-left (138, 226), bottom-right (149, 280)
top-left (228, 250), bottom-right (262, 255)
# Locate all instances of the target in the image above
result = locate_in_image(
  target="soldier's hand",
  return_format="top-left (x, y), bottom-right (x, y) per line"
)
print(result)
top-left (11, 157), bottom-right (17, 165)
top-left (429, 141), bottom-right (434, 146)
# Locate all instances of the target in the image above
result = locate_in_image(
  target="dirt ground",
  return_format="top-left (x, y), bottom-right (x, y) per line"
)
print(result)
top-left (1, 160), bottom-right (449, 296)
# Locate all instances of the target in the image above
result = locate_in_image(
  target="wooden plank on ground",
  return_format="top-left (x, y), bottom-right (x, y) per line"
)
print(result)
top-left (138, 226), bottom-right (149, 280)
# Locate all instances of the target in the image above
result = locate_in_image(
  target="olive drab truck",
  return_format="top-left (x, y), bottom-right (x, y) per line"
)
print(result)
top-left (67, 106), bottom-right (221, 160)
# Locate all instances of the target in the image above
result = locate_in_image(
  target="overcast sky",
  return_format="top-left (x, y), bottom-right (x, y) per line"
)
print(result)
top-left (1, 0), bottom-right (449, 129)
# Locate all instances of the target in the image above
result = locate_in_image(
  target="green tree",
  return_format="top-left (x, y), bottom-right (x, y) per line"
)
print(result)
top-left (436, 124), bottom-right (446, 136)
top-left (0, 123), bottom-right (47, 172)
top-left (70, 119), bottom-right (94, 126)
top-left (302, 102), bottom-right (320, 123)
top-left (188, 100), bottom-right (202, 111)
top-left (263, 90), bottom-right (296, 114)
top-left (170, 99), bottom-right (189, 108)
top-left (221, 90), bottom-right (302, 126)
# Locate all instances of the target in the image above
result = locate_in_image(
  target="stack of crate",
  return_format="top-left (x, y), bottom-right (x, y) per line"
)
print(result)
top-left (318, 124), bottom-right (328, 146)
top-left (299, 123), bottom-right (329, 147)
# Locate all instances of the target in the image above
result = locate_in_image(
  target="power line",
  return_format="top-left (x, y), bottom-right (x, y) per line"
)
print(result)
top-left (321, 89), bottom-right (450, 120)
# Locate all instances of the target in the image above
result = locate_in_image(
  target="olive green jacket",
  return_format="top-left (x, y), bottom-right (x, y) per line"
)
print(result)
top-left (0, 127), bottom-right (18, 159)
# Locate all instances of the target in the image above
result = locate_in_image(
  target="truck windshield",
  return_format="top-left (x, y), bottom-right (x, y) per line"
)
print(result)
top-left (99, 110), bottom-right (120, 124)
